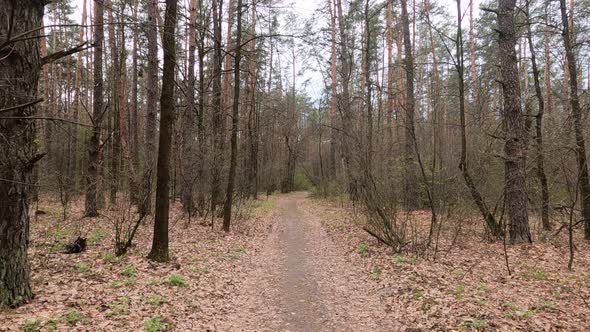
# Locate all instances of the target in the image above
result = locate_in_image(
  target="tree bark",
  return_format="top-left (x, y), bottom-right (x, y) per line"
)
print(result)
top-left (386, 0), bottom-right (394, 132)
top-left (223, 0), bottom-right (244, 232)
top-left (130, 0), bottom-right (140, 203)
top-left (497, 0), bottom-right (531, 243)
top-left (469, 0), bottom-right (478, 114)
top-left (106, 0), bottom-right (120, 205)
top-left (181, 0), bottom-right (198, 214)
top-left (559, 0), bottom-right (590, 239)
top-left (246, 0), bottom-right (259, 199)
top-left (211, 0), bottom-right (223, 217)
top-left (525, 0), bottom-right (550, 230)
top-left (141, 0), bottom-right (159, 215)
top-left (0, 0), bottom-right (44, 308)
top-left (329, 0), bottom-right (338, 179)
top-left (400, 0), bottom-right (418, 209)
top-left (85, 0), bottom-right (104, 217)
top-left (148, 0), bottom-right (178, 262)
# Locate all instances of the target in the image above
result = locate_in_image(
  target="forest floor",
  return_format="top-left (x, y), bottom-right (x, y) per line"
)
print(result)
top-left (1, 192), bottom-right (590, 331)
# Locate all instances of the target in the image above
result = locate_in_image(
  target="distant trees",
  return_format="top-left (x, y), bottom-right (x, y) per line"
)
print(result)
top-left (7, 0), bottom-right (590, 308)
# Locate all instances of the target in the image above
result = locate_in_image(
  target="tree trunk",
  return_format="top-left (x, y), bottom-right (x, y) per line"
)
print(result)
top-left (246, 0), bottom-right (259, 199)
top-left (141, 0), bottom-right (159, 215)
top-left (525, 0), bottom-right (550, 230)
top-left (386, 0), bottom-right (394, 133)
top-left (335, 0), bottom-right (357, 199)
top-left (222, 0), bottom-right (235, 132)
top-left (72, 0), bottom-right (87, 194)
top-left (130, 0), bottom-right (140, 203)
top-left (0, 0), bottom-right (44, 308)
top-left (455, 0), bottom-right (501, 239)
top-left (400, 0), bottom-right (418, 209)
top-left (148, 0), bottom-right (178, 262)
top-left (223, 0), bottom-right (244, 232)
top-left (559, 0), bottom-right (590, 239)
top-left (469, 0), bottom-right (478, 114)
top-left (363, 0), bottom-right (373, 170)
top-left (85, 0), bottom-right (104, 217)
top-left (195, 0), bottom-right (208, 215)
top-left (181, 0), bottom-right (198, 214)
top-left (211, 0), bottom-right (223, 217)
top-left (107, 0), bottom-right (120, 205)
top-left (329, 0), bottom-right (338, 179)
top-left (498, 0), bottom-right (531, 243)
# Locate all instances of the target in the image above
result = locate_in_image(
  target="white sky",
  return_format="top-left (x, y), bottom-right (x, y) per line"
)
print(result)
top-left (65, 0), bottom-right (483, 102)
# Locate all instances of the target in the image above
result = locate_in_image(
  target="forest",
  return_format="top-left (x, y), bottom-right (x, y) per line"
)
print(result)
top-left (1, 0), bottom-right (590, 330)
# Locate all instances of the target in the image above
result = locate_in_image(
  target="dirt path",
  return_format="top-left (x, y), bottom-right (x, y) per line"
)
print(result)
top-left (219, 193), bottom-right (403, 331)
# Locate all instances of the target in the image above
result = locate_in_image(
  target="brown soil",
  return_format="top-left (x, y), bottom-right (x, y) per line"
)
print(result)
top-left (220, 192), bottom-right (403, 331)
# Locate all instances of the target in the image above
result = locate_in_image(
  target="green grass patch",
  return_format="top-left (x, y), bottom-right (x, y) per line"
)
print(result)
top-left (531, 271), bottom-right (548, 280)
top-left (23, 319), bottom-right (42, 332)
top-left (168, 274), bottom-right (188, 287)
top-left (144, 316), bottom-right (169, 332)
top-left (393, 255), bottom-right (417, 265)
top-left (460, 319), bottom-right (487, 330)
top-left (421, 297), bottom-right (437, 312)
top-left (454, 283), bottom-right (466, 299)
top-left (371, 266), bottom-right (382, 280)
top-left (250, 196), bottom-right (278, 214)
top-left (143, 294), bottom-right (164, 306)
top-left (357, 243), bottom-right (369, 257)
top-left (64, 310), bottom-right (82, 325)
top-left (103, 252), bottom-right (124, 264)
top-left (413, 288), bottom-right (424, 299)
top-left (88, 227), bottom-right (108, 245)
top-left (107, 298), bottom-right (131, 316)
top-left (121, 265), bottom-right (136, 278)
top-left (74, 262), bottom-right (90, 273)
top-left (190, 266), bottom-right (210, 274)
top-left (504, 302), bottom-right (536, 320)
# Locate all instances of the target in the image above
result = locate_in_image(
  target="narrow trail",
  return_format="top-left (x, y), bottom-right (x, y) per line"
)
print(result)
top-left (220, 193), bottom-right (403, 331)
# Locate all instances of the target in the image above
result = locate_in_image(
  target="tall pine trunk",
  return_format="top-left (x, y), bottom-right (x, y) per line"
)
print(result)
top-left (400, 0), bottom-right (418, 209)
top-left (141, 0), bottom-right (159, 215)
top-left (497, 0), bottom-right (531, 243)
top-left (0, 0), bottom-right (44, 308)
top-left (525, 0), bottom-right (550, 230)
top-left (223, 0), bottom-right (244, 232)
top-left (559, 0), bottom-right (590, 239)
top-left (85, 0), bottom-right (104, 217)
top-left (181, 0), bottom-right (198, 214)
top-left (149, 0), bottom-right (178, 262)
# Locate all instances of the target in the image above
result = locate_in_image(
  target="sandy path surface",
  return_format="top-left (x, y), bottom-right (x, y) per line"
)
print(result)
top-left (220, 193), bottom-right (403, 331)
